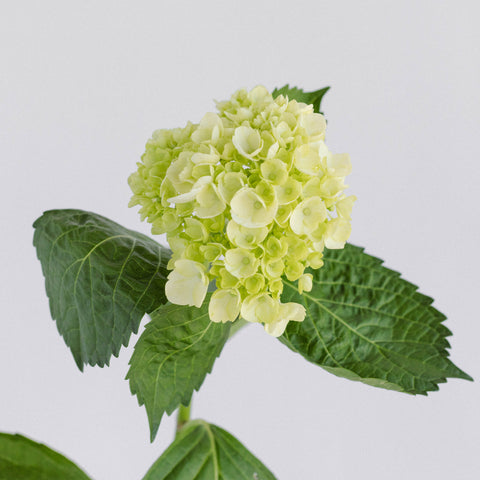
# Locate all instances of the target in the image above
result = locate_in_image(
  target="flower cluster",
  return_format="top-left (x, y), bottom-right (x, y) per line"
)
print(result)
top-left (129, 86), bottom-right (355, 336)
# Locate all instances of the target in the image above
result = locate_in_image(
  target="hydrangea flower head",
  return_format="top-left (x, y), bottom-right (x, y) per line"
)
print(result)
top-left (129, 86), bottom-right (355, 336)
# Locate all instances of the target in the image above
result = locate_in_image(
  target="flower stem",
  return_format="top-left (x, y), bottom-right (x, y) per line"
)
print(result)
top-left (174, 320), bottom-right (247, 438)
top-left (176, 403), bottom-right (191, 435)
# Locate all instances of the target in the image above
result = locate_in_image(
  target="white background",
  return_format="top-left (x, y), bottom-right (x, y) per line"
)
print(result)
top-left (1, 1), bottom-right (479, 479)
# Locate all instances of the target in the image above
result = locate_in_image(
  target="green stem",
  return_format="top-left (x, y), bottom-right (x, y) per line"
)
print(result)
top-left (174, 320), bottom-right (247, 438)
top-left (176, 403), bottom-right (191, 435)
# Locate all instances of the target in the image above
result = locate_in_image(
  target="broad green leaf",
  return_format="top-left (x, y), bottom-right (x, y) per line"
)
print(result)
top-left (272, 84), bottom-right (330, 114)
top-left (0, 433), bottom-right (91, 480)
top-left (127, 300), bottom-right (231, 441)
top-left (33, 209), bottom-right (170, 370)
top-left (280, 244), bottom-right (472, 395)
top-left (142, 420), bottom-right (277, 480)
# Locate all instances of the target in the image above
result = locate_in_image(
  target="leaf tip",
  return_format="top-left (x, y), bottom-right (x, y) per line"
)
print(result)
top-left (149, 422), bottom-right (160, 443)
top-left (455, 369), bottom-right (473, 382)
top-left (73, 355), bottom-right (84, 372)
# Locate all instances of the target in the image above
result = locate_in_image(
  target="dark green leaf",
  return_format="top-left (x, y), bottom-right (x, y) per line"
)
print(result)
top-left (142, 420), bottom-right (277, 480)
top-left (0, 433), bottom-right (91, 480)
top-left (280, 244), bottom-right (472, 395)
top-left (272, 84), bottom-right (330, 114)
top-left (33, 209), bottom-right (170, 370)
top-left (127, 300), bottom-right (231, 441)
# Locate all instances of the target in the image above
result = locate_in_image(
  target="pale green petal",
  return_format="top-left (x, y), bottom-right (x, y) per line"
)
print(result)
top-left (160, 178), bottom-right (178, 207)
top-left (200, 243), bottom-right (224, 262)
top-left (319, 176), bottom-right (346, 198)
top-left (165, 259), bottom-right (208, 308)
top-left (273, 121), bottom-right (293, 145)
top-left (202, 214), bottom-right (225, 233)
top-left (336, 195), bottom-right (357, 220)
top-left (290, 197), bottom-right (328, 235)
top-left (168, 176), bottom-right (213, 204)
top-left (313, 240), bottom-right (325, 252)
top-left (258, 131), bottom-right (277, 158)
top-left (195, 183), bottom-right (226, 218)
top-left (217, 171), bottom-right (246, 204)
top-left (264, 302), bottom-right (305, 337)
top-left (247, 85), bottom-right (272, 104)
top-left (302, 177), bottom-right (322, 198)
top-left (149, 128), bottom-right (171, 148)
top-left (232, 126), bottom-right (263, 160)
top-left (265, 236), bottom-right (288, 258)
top-left (244, 273), bottom-right (265, 295)
top-left (165, 153), bottom-right (194, 193)
top-left (224, 248), bottom-right (259, 278)
top-left (269, 277), bottom-right (284, 295)
top-left (300, 112), bottom-right (326, 137)
top-left (324, 218), bottom-right (352, 249)
top-left (241, 293), bottom-right (279, 324)
top-left (260, 158), bottom-right (288, 185)
top-left (151, 210), bottom-right (181, 234)
top-left (262, 257), bottom-right (285, 279)
top-left (255, 180), bottom-right (277, 206)
top-left (230, 187), bottom-right (277, 228)
top-left (167, 189), bottom-right (198, 204)
top-left (191, 150), bottom-right (220, 165)
top-left (326, 152), bottom-right (352, 176)
top-left (308, 222), bottom-right (327, 244)
top-left (286, 235), bottom-right (309, 261)
top-left (209, 288), bottom-right (241, 323)
top-left (285, 260), bottom-right (304, 281)
top-left (275, 202), bottom-right (294, 226)
top-left (216, 267), bottom-right (240, 289)
top-left (184, 218), bottom-right (209, 242)
top-left (226, 220), bottom-right (268, 249)
top-left (307, 251), bottom-right (324, 269)
top-left (275, 177), bottom-right (302, 205)
top-left (192, 164), bottom-right (214, 180)
top-left (167, 234), bottom-right (189, 254)
top-left (281, 302), bottom-right (306, 323)
top-left (264, 318), bottom-right (289, 337)
top-left (191, 112), bottom-right (224, 144)
top-left (298, 273), bottom-right (313, 294)
top-left (184, 243), bottom-right (205, 263)
top-left (294, 144), bottom-right (322, 175)
top-left (266, 141), bottom-right (280, 159)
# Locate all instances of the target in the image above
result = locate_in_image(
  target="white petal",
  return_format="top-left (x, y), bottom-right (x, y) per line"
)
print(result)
top-left (326, 153), bottom-right (352, 176)
top-left (300, 112), bottom-right (326, 137)
top-left (209, 288), bottom-right (241, 323)
top-left (232, 126), bottom-right (263, 160)
top-left (165, 260), bottom-right (208, 308)
top-left (264, 318), bottom-right (289, 337)
top-left (167, 188), bottom-right (200, 204)
top-left (230, 187), bottom-right (277, 228)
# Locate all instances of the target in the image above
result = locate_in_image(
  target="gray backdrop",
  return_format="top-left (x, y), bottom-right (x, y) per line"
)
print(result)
top-left (1, 1), bottom-right (479, 479)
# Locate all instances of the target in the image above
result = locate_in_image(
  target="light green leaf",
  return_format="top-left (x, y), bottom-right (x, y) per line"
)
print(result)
top-left (127, 300), bottom-right (231, 441)
top-left (0, 433), bottom-right (91, 480)
top-left (142, 420), bottom-right (277, 480)
top-left (33, 209), bottom-right (170, 370)
top-left (272, 84), bottom-right (330, 114)
top-left (280, 244), bottom-right (472, 395)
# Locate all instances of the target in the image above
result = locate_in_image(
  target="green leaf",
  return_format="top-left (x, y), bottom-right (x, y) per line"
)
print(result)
top-left (142, 420), bottom-right (277, 480)
top-left (127, 300), bottom-right (231, 441)
top-left (280, 244), bottom-right (472, 395)
top-left (272, 84), bottom-right (330, 114)
top-left (0, 433), bottom-right (91, 480)
top-left (33, 209), bottom-right (170, 370)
